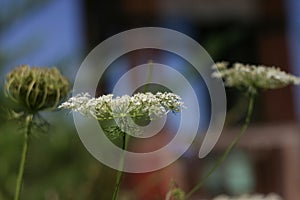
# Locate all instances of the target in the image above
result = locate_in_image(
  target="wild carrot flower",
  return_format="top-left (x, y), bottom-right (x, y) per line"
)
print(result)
top-left (60, 92), bottom-right (183, 120)
top-left (213, 193), bottom-right (282, 200)
top-left (186, 63), bottom-right (300, 199)
top-left (59, 92), bottom-right (184, 137)
top-left (5, 65), bottom-right (69, 113)
top-left (165, 186), bottom-right (185, 200)
top-left (212, 62), bottom-right (300, 94)
top-left (4, 65), bottom-right (69, 200)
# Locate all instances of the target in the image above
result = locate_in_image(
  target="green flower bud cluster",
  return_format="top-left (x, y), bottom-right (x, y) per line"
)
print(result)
top-left (212, 62), bottom-right (300, 94)
top-left (165, 187), bottom-right (186, 200)
top-left (5, 65), bottom-right (70, 113)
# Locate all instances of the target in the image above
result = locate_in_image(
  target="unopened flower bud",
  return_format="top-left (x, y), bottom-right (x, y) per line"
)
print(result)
top-left (5, 65), bottom-right (70, 113)
top-left (165, 188), bottom-right (185, 200)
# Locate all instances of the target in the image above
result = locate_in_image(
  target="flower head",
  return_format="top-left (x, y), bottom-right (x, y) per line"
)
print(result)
top-left (212, 62), bottom-right (300, 94)
top-left (165, 188), bottom-right (185, 200)
top-left (213, 193), bottom-right (282, 200)
top-left (5, 65), bottom-right (70, 113)
top-left (59, 92), bottom-right (184, 137)
top-left (165, 182), bottom-right (186, 200)
top-left (60, 92), bottom-right (183, 120)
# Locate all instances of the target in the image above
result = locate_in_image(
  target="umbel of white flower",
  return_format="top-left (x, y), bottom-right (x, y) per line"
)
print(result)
top-left (213, 193), bottom-right (282, 200)
top-left (212, 62), bottom-right (300, 94)
top-left (59, 92), bottom-right (184, 138)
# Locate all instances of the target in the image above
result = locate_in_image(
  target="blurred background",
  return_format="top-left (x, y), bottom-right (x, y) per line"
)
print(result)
top-left (0, 0), bottom-right (300, 199)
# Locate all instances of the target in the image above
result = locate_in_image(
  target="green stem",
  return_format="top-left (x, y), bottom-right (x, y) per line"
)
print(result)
top-left (14, 114), bottom-right (33, 200)
top-left (111, 59), bottom-right (153, 200)
top-left (186, 94), bottom-right (255, 199)
top-left (112, 133), bottom-right (129, 200)
top-left (144, 60), bottom-right (153, 92)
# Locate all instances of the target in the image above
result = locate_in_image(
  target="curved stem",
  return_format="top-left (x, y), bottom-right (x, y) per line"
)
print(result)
top-left (14, 114), bottom-right (33, 200)
top-left (186, 94), bottom-right (255, 199)
top-left (112, 133), bottom-right (129, 200)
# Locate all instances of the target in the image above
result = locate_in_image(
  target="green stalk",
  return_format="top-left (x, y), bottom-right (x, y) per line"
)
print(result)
top-left (112, 133), bottom-right (130, 200)
top-left (112, 60), bottom-right (153, 200)
top-left (144, 60), bottom-right (153, 92)
top-left (186, 93), bottom-right (255, 199)
top-left (14, 114), bottom-right (33, 200)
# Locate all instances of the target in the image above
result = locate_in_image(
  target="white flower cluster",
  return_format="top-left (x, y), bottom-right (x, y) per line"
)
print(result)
top-left (59, 92), bottom-right (184, 121)
top-left (213, 193), bottom-right (282, 200)
top-left (212, 62), bottom-right (300, 93)
top-left (59, 92), bottom-right (183, 137)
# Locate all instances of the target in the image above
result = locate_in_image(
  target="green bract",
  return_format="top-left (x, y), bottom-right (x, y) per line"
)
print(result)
top-left (213, 62), bottom-right (300, 94)
top-left (5, 65), bottom-right (70, 113)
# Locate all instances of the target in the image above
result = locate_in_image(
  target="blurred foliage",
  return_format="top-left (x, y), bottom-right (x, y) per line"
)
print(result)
top-left (0, 111), bottom-right (123, 200)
